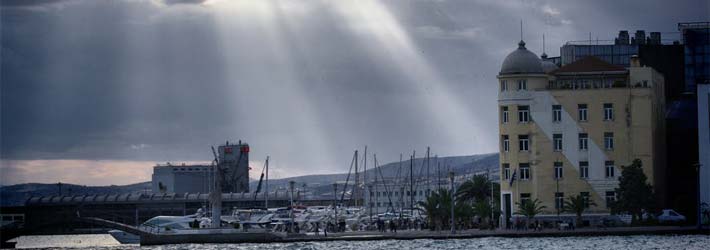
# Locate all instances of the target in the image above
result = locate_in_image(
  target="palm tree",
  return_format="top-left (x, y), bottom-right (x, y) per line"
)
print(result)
top-left (456, 175), bottom-right (491, 203)
top-left (515, 198), bottom-right (546, 227)
top-left (472, 200), bottom-right (493, 229)
top-left (417, 188), bottom-right (453, 230)
top-left (417, 190), bottom-right (442, 230)
top-left (563, 194), bottom-right (597, 227)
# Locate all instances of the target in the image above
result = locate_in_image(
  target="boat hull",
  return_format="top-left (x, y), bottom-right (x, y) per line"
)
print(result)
top-left (140, 230), bottom-right (283, 245)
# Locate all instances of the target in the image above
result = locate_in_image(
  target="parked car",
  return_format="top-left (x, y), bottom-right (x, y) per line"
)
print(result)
top-left (657, 209), bottom-right (686, 223)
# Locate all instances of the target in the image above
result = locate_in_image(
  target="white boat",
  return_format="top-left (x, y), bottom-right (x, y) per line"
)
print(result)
top-left (108, 229), bottom-right (140, 244)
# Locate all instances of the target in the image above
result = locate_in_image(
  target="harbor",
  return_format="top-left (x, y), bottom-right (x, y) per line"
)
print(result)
top-left (6, 229), bottom-right (710, 249)
top-left (2, 1), bottom-right (710, 249)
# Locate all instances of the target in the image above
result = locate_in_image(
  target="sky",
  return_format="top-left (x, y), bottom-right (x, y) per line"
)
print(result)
top-left (1, 0), bottom-right (708, 186)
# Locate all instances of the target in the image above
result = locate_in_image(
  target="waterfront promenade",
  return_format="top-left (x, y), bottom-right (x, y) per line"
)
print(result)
top-left (281, 226), bottom-right (707, 243)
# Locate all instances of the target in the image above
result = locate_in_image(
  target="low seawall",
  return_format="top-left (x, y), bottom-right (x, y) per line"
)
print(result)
top-left (138, 226), bottom-right (707, 245)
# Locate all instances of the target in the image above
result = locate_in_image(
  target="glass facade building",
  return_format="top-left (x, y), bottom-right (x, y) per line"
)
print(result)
top-left (561, 44), bottom-right (638, 67)
top-left (679, 22), bottom-right (710, 92)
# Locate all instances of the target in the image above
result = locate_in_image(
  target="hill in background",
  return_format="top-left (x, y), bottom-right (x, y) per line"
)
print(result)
top-left (0, 153), bottom-right (499, 206)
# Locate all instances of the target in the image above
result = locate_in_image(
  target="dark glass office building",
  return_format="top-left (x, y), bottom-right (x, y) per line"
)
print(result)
top-left (679, 22), bottom-right (710, 92)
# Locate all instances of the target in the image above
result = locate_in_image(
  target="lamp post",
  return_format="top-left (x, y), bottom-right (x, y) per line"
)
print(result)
top-left (449, 171), bottom-right (455, 234)
top-left (556, 176), bottom-right (560, 224)
top-left (333, 183), bottom-right (338, 232)
top-left (289, 180), bottom-right (295, 233)
top-left (368, 184), bottom-right (373, 222)
top-left (694, 163), bottom-right (702, 230)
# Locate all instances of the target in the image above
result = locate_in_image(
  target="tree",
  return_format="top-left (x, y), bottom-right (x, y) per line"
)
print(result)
top-left (456, 175), bottom-right (492, 203)
top-left (455, 175), bottom-right (500, 228)
top-left (418, 189), bottom-right (444, 230)
top-left (612, 159), bottom-right (655, 223)
top-left (417, 188), bottom-right (473, 230)
top-left (563, 194), bottom-right (597, 227)
top-left (472, 199), bottom-right (494, 228)
top-left (515, 198), bottom-right (546, 226)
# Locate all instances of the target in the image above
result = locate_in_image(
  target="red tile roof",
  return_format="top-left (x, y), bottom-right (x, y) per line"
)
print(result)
top-left (552, 56), bottom-right (627, 74)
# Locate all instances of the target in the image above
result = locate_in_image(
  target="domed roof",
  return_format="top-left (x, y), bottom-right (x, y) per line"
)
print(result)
top-left (500, 40), bottom-right (543, 75)
top-left (540, 53), bottom-right (559, 73)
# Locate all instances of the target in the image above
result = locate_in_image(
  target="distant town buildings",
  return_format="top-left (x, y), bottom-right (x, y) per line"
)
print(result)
top-left (497, 39), bottom-right (666, 227)
top-left (151, 141), bottom-right (250, 194)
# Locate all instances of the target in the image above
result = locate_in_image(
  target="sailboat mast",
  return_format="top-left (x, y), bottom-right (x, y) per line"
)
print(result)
top-left (265, 156), bottom-right (269, 209)
top-left (426, 147), bottom-right (430, 196)
top-left (362, 145), bottom-right (372, 209)
top-left (354, 150), bottom-right (359, 207)
top-left (374, 153), bottom-right (378, 214)
top-left (436, 155), bottom-right (441, 191)
top-left (210, 146), bottom-right (222, 229)
top-left (410, 150), bottom-right (415, 217)
top-left (399, 154), bottom-right (403, 215)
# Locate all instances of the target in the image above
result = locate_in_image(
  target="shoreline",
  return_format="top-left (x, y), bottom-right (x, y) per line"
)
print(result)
top-left (138, 226), bottom-right (708, 245)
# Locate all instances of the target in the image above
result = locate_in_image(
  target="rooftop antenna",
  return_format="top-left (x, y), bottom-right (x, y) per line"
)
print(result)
top-left (589, 32), bottom-right (592, 45)
top-left (520, 20), bottom-right (523, 41)
top-left (543, 34), bottom-right (546, 54)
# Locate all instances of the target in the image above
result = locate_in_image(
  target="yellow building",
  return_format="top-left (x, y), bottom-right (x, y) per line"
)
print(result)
top-left (497, 40), bottom-right (666, 227)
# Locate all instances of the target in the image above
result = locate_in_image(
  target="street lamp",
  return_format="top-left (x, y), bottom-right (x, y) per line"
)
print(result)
top-left (289, 180), bottom-right (295, 233)
top-left (693, 163), bottom-right (702, 230)
top-left (556, 176), bottom-right (560, 224)
top-left (333, 183), bottom-right (338, 232)
top-left (449, 171), bottom-right (456, 234)
top-left (367, 184), bottom-right (373, 222)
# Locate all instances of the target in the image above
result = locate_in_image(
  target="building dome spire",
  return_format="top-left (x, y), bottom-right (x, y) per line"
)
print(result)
top-left (500, 39), bottom-right (543, 75)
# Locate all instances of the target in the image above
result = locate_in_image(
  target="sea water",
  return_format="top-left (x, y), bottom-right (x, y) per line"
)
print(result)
top-left (10, 234), bottom-right (710, 249)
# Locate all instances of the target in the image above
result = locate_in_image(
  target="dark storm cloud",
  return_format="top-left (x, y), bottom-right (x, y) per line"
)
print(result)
top-left (1, 0), bottom-right (708, 178)
top-left (1, 0), bottom-right (69, 7)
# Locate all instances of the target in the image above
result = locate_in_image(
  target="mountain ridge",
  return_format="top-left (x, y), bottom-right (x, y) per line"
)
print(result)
top-left (0, 153), bottom-right (500, 206)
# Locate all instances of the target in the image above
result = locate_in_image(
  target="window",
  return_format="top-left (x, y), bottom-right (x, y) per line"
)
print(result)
top-left (553, 134), bottom-right (563, 151)
top-left (503, 164), bottom-right (510, 180)
top-left (579, 133), bottom-right (588, 151)
top-left (578, 104), bottom-right (588, 122)
top-left (605, 191), bottom-right (616, 208)
top-left (552, 105), bottom-right (562, 122)
top-left (518, 105), bottom-right (530, 123)
top-left (500, 80), bottom-right (508, 91)
top-left (555, 192), bottom-right (565, 210)
top-left (518, 79), bottom-right (527, 90)
top-left (519, 163), bottom-right (531, 180)
top-left (604, 103), bottom-right (614, 121)
top-left (502, 135), bottom-right (510, 152)
top-left (605, 161), bottom-right (615, 178)
top-left (520, 193), bottom-right (531, 205)
top-left (579, 161), bottom-right (589, 179)
top-left (502, 106), bottom-right (509, 124)
top-left (519, 135), bottom-right (530, 151)
top-left (604, 132), bottom-right (614, 150)
top-left (580, 192), bottom-right (591, 208)
top-left (554, 162), bottom-right (563, 179)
